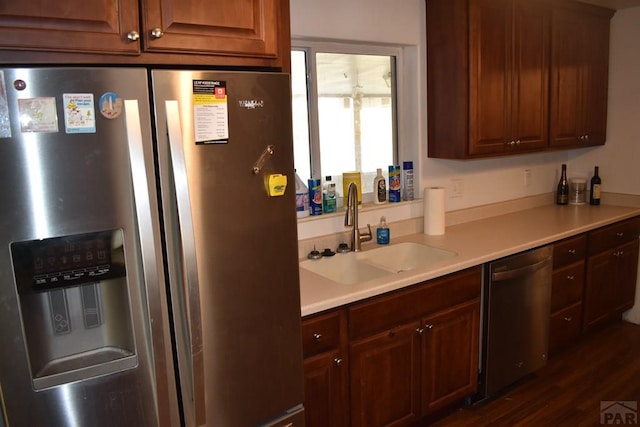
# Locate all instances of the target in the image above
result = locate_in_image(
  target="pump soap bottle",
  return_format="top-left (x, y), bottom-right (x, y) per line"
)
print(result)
top-left (376, 216), bottom-right (390, 244)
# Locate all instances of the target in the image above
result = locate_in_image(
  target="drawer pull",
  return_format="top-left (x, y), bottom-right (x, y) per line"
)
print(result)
top-left (567, 249), bottom-right (576, 254)
top-left (564, 316), bottom-right (572, 322)
top-left (312, 333), bottom-right (322, 342)
top-left (566, 275), bottom-right (575, 280)
top-left (334, 357), bottom-right (343, 366)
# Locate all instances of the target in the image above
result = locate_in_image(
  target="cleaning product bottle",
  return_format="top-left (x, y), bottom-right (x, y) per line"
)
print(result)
top-left (376, 216), bottom-right (390, 244)
top-left (402, 161), bottom-right (414, 201)
top-left (295, 170), bottom-right (309, 218)
top-left (388, 165), bottom-right (401, 203)
top-left (373, 168), bottom-right (387, 204)
top-left (323, 175), bottom-right (337, 213)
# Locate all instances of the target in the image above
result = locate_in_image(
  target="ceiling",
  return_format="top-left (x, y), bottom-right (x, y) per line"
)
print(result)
top-left (578, 0), bottom-right (640, 9)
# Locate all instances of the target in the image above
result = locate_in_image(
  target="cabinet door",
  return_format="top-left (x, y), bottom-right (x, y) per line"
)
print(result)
top-left (0, 0), bottom-right (140, 54)
top-left (304, 350), bottom-right (349, 427)
top-left (469, 0), bottom-right (512, 155)
top-left (469, 0), bottom-right (548, 156)
top-left (549, 8), bottom-right (584, 147)
top-left (581, 11), bottom-right (611, 146)
top-left (612, 239), bottom-right (639, 315)
top-left (350, 322), bottom-right (422, 427)
top-left (421, 301), bottom-right (480, 415)
top-left (510, 0), bottom-right (549, 151)
top-left (584, 250), bottom-right (616, 331)
top-left (550, 5), bottom-right (612, 148)
top-left (141, 0), bottom-right (281, 58)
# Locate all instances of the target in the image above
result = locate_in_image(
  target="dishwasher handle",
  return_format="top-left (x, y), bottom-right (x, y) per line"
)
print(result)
top-left (491, 257), bottom-right (551, 282)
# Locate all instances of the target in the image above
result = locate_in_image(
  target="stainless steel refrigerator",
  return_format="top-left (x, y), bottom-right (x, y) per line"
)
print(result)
top-left (0, 67), bottom-right (304, 427)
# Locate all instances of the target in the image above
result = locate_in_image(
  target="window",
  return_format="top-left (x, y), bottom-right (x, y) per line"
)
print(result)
top-left (291, 41), bottom-right (399, 201)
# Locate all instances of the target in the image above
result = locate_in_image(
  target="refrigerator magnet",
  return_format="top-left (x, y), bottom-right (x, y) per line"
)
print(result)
top-left (17, 97), bottom-right (59, 133)
top-left (63, 94), bottom-right (96, 134)
top-left (99, 92), bottom-right (123, 119)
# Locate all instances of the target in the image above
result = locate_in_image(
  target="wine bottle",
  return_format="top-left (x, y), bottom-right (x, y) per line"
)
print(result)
top-left (556, 164), bottom-right (569, 205)
top-left (590, 166), bottom-right (601, 205)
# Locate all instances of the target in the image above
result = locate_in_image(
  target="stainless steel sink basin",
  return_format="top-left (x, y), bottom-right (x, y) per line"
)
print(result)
top-left (300, 242), bottom-right (457, 284)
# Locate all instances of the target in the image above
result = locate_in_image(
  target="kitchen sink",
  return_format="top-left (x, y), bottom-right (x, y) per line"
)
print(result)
top-left (299, 252), bottom-right (393, 285)
top-left (358, 242), bottom-right (457, 273)
top-left (300, 242), bottom-right (457, 284)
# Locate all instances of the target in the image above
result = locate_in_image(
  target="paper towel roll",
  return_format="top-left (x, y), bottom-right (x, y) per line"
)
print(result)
top-left (424, 187), bottom-right (445, 235)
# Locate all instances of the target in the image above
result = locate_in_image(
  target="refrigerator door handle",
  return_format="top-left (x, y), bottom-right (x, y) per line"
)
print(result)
top-left (123, 100), bottom-right (173, 424)
top-left (165, 100), bottom-right (206, 426)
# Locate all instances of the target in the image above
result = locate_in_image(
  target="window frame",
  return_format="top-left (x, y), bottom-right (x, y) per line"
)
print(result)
top-left (291, 39), bottom-right (403, 197)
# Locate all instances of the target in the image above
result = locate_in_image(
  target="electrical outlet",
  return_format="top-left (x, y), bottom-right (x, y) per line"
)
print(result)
top-left (524, 169), bottom-right (532, 187)
top-left (451, 179), bottom-right (464, 198)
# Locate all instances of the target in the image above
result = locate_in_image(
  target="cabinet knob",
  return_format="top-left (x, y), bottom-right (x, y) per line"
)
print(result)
top-left (334, 357), bottom-right (343, 366)
top-left (516, 361), bottom-right (524, 368)
top-left (312, 333), bottom-right (322, 342)
top-left (614, 250), bottom-right (624, 257)
top-left (616, 232), bottom-right (624, 237)
top-left (151, 28), bottom-right (164, 38)
top-left (416, 327), bottom-right (424, 335)
top-left (425, 324), bottom-right (434, 329)
top-left (566, 275), bottom-right (575, 280)
top-left (515, 140), bottom-right (521, 146)
top-left (568, 248), bottom-right (576, 254)
top-left (564, 316), bottom-right (572, 322)
top-left (507, 140), bottom-right (515, 147)
top-left (584, 134), bottom-right (589, 141)
top-left (127, 31), bottom-right (140, 41)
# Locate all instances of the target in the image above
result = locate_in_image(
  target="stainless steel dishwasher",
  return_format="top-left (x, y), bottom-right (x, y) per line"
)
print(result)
top-left (477, 245), bottom-right (553, 399)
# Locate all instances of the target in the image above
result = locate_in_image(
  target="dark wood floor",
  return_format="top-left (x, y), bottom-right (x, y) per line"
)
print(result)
top-left (433, 320), bottom-right (640, 426)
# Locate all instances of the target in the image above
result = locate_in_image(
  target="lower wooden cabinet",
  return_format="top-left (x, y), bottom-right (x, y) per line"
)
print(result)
top-left (349, 321), bottom-right (422, 427)
top-left (584, 217), bottom-right (640, 332)
top-left (421, 300), bottom-right (480, 415)
top-left (302, 267), bottom-right (482, 427)
top-left (302, 309), bottom-right (349, 427)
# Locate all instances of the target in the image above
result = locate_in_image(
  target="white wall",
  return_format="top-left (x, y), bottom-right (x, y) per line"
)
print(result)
top-left (291, 0), bottom-right (638, 239)
top-left (569, 7), bottom-right (640, 195)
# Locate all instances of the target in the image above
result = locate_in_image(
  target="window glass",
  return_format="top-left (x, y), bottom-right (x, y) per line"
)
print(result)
top-left (291, 46), bottom-right (397, 199)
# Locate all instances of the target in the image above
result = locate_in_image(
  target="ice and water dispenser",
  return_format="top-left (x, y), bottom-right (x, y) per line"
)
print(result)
top-left (10, 229), bottom-right (137, 390)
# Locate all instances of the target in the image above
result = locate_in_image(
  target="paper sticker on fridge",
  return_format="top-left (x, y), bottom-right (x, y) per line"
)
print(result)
top-left (192, 79), bottom-right (229, 144)
top-left (63, 93), bottom-right (96, 134)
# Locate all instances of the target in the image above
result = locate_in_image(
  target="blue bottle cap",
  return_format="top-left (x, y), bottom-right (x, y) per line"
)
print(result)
top-left (403, 161), bottom-right (413, 169)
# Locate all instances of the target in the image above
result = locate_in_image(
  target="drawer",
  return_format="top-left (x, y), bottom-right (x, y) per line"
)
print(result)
top-left (348, 266), bottom-right (481, 340)
top-left (588, 216), bottom-right (640, 256)
top-left (302, 309), bottom-right (344, 359)
top-left (553, 234), bottom-right (586, 269)
top-left (549, 302), bottom-right (583, 357)
top-left (551, 261), bottom-right (585, 313)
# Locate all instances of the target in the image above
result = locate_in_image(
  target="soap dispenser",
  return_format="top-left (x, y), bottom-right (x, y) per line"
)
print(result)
top-left (376, 216), bottom-right (390, 245)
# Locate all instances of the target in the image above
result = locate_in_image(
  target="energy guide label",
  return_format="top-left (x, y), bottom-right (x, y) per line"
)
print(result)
top-left (193, 80), bottom-right (229, 144)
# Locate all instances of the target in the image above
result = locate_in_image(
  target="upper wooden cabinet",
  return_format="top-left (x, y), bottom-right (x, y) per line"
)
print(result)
top-left (426, 0), bottom-right (614, 159)
top-left (0, 0), bottom-right (290, 68)
top-left (549, 2), bottom-right (614, 148)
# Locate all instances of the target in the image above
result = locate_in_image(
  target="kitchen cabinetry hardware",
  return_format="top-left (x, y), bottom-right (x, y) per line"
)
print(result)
top-left (151, 28), bottom-right (164, 39)
top-left (564, 317), bottom-right (572, 322)
top-left (617, 232), bottom-right (624, 237)
top-left (567, 275), bottom-right (575, 280)
top-left (416, 328), bottom-right (424, 335)
top-left (334, 358), bottom-right (343, 366)
top-left (568, 249), bottom-right (576, 254)
top-left (127, 31), bottom-right (140, 41)
top-left (313, 333), bottom-right (322, 341)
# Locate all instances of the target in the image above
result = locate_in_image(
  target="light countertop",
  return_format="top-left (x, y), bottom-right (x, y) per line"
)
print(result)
top-left (299, 203), bottom-right (640, 317)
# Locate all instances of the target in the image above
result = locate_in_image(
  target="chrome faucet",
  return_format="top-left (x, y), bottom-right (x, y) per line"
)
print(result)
top-left (344, 182), bottom-right (372, 252)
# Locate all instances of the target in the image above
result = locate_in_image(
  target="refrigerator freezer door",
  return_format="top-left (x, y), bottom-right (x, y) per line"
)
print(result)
top-left (0, 68), bottom-right (178, 426)
top-left (152, 70), bottom-right (304, 427)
